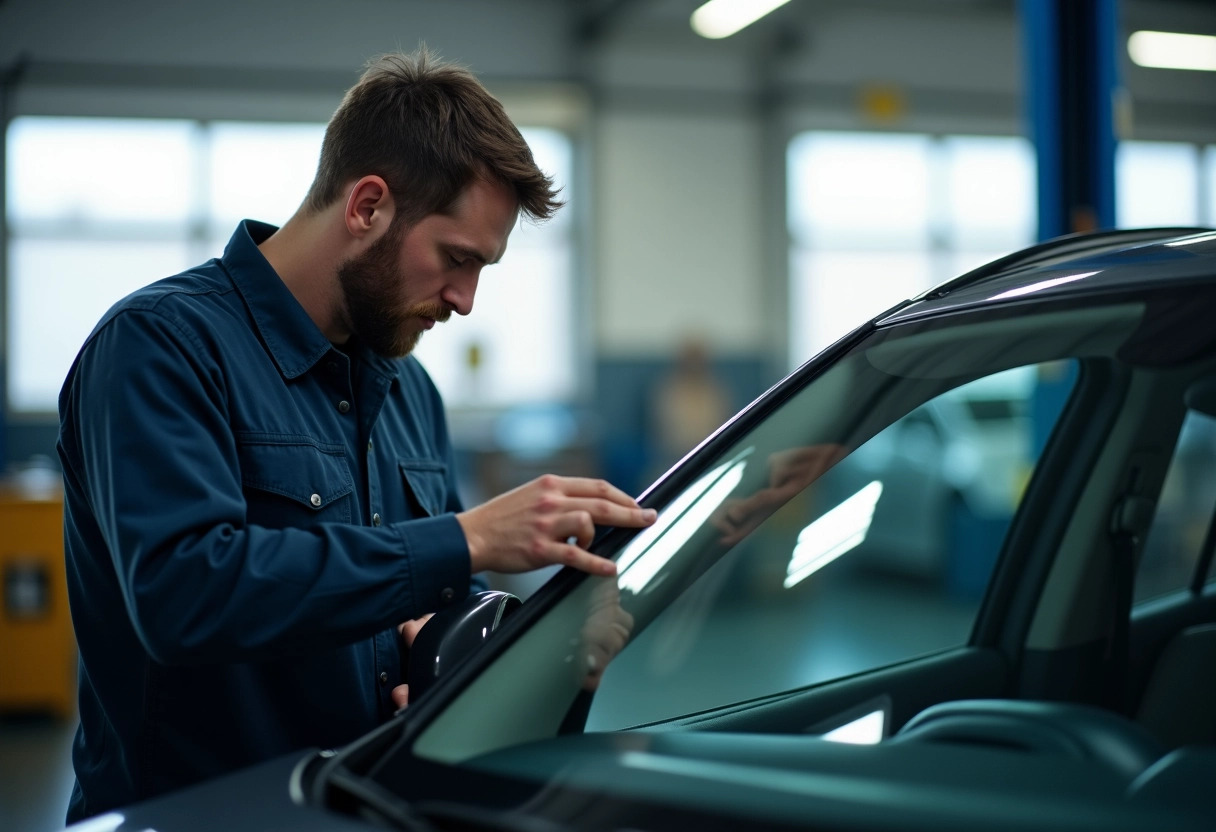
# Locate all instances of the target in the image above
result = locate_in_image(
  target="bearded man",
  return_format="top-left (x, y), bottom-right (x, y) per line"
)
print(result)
top-left (58, 48), bottom-right (654, 823)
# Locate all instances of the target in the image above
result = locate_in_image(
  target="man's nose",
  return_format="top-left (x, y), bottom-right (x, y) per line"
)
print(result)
top-left (442, 273), bottom-right (478, 317)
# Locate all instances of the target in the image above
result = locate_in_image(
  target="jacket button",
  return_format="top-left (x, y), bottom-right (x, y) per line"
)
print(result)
top-left (310, 493), bottom-right (322, 507)
top-left (337, 400), bottom-right (351, 413)
top-left (372, 513), bottom-right (382, 526)
top-left (440, 587), bottom-right (455, 602)
top-left (378, 672), bottom-right (388, 685)
top-left (367, 440), bottom-right (374, 452)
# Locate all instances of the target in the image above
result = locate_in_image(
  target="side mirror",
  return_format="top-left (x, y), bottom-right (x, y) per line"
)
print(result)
top-left (406, 590), bottom-right (521, 700)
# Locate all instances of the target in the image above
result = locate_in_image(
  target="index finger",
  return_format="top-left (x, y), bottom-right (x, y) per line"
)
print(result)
top-left (565, 498), bottom-right (656, 529)
top-left (556, 477), bottom-right (642, 508)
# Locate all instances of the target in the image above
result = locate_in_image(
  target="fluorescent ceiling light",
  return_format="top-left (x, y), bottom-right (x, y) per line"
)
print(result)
top-left (1128, 31), bottom-right (1216, 71)
top-left (691, 0), bottom-right (793, 40)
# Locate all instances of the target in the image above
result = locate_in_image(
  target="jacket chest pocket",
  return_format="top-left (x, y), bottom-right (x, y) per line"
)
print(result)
top-left (237, 436), bottom-right (354, 527)
top-left (399, 459), bottom-right (448, 518)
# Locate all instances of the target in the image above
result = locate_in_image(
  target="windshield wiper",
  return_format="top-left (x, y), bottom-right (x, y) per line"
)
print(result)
top-left (323, 766), bottom-right (442, 832)
top-left (324, 766), bottom-right (567, 832)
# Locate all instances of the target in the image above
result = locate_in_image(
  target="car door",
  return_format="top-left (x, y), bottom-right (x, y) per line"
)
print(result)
top-left (1124, 397), bottom-right (1216, 748)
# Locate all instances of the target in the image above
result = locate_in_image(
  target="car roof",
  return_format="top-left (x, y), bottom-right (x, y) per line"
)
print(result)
top-left (879, 227), bottom-right (1216, 326)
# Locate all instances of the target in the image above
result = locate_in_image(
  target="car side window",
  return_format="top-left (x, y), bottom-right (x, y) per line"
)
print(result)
top-left (1134, 409), bottom-right (1216, 604)
top-left (587, 361), bottom-right (1077, 730)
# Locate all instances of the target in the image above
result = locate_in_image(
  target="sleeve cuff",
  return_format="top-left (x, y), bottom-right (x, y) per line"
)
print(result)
top-left (393, 513), bottom-right (471, 618)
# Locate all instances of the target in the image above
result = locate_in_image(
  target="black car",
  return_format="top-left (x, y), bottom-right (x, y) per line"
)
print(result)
top-left (73, 227), bottom-right (1216, 832)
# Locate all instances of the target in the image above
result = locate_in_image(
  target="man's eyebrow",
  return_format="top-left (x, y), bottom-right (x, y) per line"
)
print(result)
top-left (449, 245), bottom-right (499, 266)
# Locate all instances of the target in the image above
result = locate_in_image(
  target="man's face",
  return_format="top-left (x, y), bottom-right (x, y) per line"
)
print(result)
top-left (337, 177), bottom-right (518, 358)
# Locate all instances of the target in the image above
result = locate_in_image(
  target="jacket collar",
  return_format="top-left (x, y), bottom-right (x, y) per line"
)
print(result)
top-left (221, 220), bottom-right (399, 383)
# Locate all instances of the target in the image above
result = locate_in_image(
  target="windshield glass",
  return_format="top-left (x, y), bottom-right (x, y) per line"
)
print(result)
top-left (412, 299), bottom-right (1147, 764)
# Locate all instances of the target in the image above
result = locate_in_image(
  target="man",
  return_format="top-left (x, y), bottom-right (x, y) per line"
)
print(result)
top-left (58, 49), bottom-right (655, 822)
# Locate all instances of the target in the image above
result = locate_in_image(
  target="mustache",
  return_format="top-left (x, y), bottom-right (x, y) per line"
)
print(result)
top-left (409, 302), bottom-right (453, 323)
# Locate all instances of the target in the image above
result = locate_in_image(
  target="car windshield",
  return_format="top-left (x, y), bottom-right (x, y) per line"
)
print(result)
top-left (410, 295), bottom-right (1156, 764)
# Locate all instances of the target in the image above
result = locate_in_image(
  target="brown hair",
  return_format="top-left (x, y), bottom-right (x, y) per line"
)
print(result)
top-left (304, 47), bottom-right (562, 225)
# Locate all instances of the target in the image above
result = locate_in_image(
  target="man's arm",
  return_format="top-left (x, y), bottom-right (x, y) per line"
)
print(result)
top-left (64, 308), bottom-right (474, 666)
top-left (66, 308), bottom-right (651, 667)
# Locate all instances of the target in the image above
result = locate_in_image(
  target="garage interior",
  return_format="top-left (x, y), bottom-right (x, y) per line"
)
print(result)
top-left (1, 1), bottom-right (1214, 829)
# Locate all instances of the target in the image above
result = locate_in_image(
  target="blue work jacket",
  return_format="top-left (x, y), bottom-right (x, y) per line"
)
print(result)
top-left (58, 221), bottom-right (482, 821)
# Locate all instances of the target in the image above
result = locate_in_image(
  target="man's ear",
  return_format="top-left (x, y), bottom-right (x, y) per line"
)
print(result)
top-left (343, 175), bottom-right (395, 241)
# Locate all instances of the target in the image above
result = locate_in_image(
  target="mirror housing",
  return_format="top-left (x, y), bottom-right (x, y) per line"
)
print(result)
top-left (407, 590), bottom-right (521, 700)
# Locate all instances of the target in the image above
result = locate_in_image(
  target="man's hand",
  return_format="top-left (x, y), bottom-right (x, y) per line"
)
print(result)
top-left (398, 614), bottom-right (433, 648)
top-left (457, 475), bottom-right (656, 577)
top-left (391, 613), bottom-right (434, 710)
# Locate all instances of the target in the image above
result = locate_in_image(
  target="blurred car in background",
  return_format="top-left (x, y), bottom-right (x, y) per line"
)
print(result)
top-left (73, 227), bottom-right (1216, 832)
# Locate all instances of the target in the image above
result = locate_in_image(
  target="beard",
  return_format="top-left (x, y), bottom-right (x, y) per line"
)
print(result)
top-left (336, 223), bottom-right (449, 358)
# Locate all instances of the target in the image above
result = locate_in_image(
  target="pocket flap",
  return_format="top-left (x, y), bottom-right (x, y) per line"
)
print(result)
top-left (398, 459), bottom-right (448, 517)
top-left (237, 436), bottom-right (354, 510)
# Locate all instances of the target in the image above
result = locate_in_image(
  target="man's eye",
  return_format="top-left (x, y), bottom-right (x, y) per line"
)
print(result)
top-left (448, 255), bottom-right (464, 269)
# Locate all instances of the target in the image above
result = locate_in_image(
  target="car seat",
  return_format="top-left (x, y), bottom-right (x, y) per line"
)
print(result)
top-left (1135, 622), bottom-right (1216, 749)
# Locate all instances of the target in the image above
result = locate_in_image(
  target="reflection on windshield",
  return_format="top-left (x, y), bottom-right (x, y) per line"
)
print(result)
top-left (988, 270), bottom-right (1098, 300)
top-left (616, 450), bottom-right (751, 596)
top-left (574, 579), bottom-right (635, 691)
top-left (822, 709), bottom-right (885, 744)
top-left (785, 480), bottom-right (883, 588)
top-left (68, 812), bottom-right (126, 832)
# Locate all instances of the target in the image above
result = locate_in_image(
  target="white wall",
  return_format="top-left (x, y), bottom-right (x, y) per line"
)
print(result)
top-left (595, 111), bottom-right (765, 355)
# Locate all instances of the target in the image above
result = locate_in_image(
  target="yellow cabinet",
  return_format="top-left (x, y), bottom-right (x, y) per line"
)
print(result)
top-left (0, 486), bottom-right (76, 718)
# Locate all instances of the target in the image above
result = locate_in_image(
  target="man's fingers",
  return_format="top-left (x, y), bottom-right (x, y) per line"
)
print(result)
top-left (554, 511), bottom-right (596, 550)
top-left (561, 498), bottom-right (657, 529)
top-left (397, 613), bottom-right (434, 648)
top-left (391, 684), bottom-right (409, 710)
top-left (552, 477), bottom-right (643, 508)
top-left (556, 542), bottom-right (617, 577)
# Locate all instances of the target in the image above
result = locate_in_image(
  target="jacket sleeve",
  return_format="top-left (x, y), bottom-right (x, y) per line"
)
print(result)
top-left (63, 307), bottom-right (472, 666)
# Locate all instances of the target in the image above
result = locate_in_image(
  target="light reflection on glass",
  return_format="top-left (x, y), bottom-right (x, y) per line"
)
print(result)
top-left (617, 453), bottom-right (750, 595)
top-left (988, 271), bottom-right (1099, 301)
top-left (822, 709), bottom-right (886, 745)
top-left (68, 812), bottom-right (127, 832)
top-left (785, 481), bottom-right (883, 589)
top-left (1165, 231), bottom-right (1216, 247)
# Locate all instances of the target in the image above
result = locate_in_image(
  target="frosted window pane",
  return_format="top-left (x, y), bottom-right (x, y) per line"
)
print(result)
top-left (950, 250), bottom-right (1019, 280)
top-left (942, 136), bottom-right (1036, 249)
top-left (413, 127), bottom-right (575, 407)
top-left (789, 249), bottom-right (932, 365)
top-left (208, 123), bottom-right (326, 229)
top-left (519, 128), bottom-right (573, 231)
top-left (1116, 141), bottom-right (1199, 228)
top-left (788, 132), bottom-right (932, 247)
top-left (1207, 146), bottom-right (1216, 226)
top-left (8, 240), bottom-right (193, 412)
top-left (7, 117), bottom-right (194, 224)
top-left (413, 244), bottom-right (574, 407)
